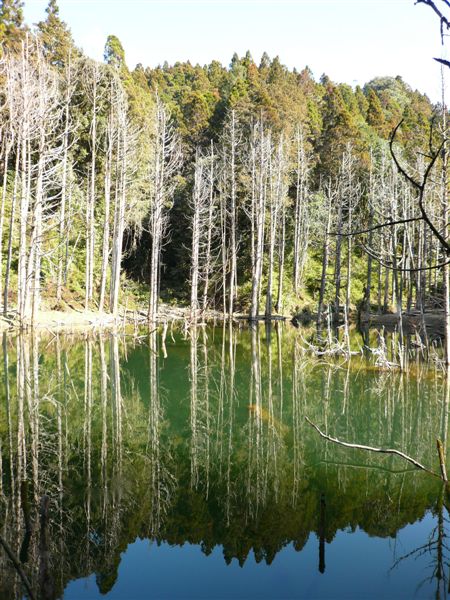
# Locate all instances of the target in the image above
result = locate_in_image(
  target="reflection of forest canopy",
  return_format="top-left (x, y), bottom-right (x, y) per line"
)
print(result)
top-left (0, 328), bottom-right (446, 598)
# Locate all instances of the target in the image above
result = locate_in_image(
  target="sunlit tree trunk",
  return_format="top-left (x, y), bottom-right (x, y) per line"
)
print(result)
top-left (110, 89), bottom-right (130, 316)
top-left (293, 125), bottom-right (310, 295)
top-left (249, 120), bottom-right (267, 321)
top-left (148, 98), bottom-right (181, 324)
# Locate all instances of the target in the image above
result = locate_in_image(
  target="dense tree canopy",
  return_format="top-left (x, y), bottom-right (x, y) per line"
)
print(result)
top-left (0, 0), bottom-right (444, 324)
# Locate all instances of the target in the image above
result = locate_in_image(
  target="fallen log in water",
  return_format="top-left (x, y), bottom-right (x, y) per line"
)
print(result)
top-left (305, 416), bottom-right (442, 480)
top-left (359, 310), bottom-right (445, 337)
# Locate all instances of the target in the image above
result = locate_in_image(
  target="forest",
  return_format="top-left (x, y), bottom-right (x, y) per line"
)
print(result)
top-left (4, 2), bottom-right (450, 598)
top-left (0, 0), bottom-right (447, 330)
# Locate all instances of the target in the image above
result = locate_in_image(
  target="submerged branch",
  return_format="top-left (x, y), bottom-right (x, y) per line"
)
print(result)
top-left (305, 416), bottom-right (440, 478)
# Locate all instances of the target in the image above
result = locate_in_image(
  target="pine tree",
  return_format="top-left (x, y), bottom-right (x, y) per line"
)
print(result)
top-left (0, 0), bottom-right (25, 52)
top-left (366, 89), bottom-right (386, 137)
top-left (317, 82), bottom-right (359, 176)
top-left (104, 34), bottom-right (126, 70)
top-left (355, 85), bottom-right (368, 117)
top-left (37, 0), bottom-right (77, 67)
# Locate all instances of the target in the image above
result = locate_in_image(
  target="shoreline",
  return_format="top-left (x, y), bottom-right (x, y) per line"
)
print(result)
top-left (1, 307), bottom-right (443, 335)
top-left (0, 306), bottom-right (234, 333)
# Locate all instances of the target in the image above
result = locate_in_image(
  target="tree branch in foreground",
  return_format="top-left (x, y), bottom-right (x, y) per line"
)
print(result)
top-left (415, 0), bottom-right (450, 40)
top-left (390, 120), bottom-right (450, 254)
top-left (360, 241), bottom-right (450, 272)
top-left (328, 216), bottom-right (422, 238)
top-left (305, 416), bottom-right (440, 478)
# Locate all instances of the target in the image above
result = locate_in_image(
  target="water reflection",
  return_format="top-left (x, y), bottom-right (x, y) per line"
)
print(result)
top-left (0, 326), bottom-right (448, 598)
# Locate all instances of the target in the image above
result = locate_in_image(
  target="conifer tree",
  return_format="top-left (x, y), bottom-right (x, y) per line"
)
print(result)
top-left (37, 0), bottom-right (77, 67)
top-left (316, 82), bottom-right (359, 176)
top-left (0, 0), bottom-right (25, 52)
top-left (104, 35), bottom-right (126, 70)
top-left (367, 89), bottom-right (386, 137)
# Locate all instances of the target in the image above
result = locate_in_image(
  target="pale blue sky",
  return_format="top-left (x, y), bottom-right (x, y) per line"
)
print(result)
top-left (23, 0), bottom-right (445, 101)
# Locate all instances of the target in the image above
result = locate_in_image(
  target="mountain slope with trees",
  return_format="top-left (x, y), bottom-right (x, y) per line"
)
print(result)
top-left (0, 0), bottom-right (445, 325)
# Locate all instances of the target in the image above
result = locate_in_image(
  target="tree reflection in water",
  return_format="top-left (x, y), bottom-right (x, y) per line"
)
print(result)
top-left (0, 325), bottom-right (448, 599)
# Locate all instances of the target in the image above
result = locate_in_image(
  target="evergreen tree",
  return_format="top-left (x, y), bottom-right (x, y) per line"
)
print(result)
top-left (0, 0), bottom-right (25, 52)
top-left (366, 89), bottom-right (386, 137)
top-left (268, 56), bottom-right (284, 84)
top-left (104, 34), bottom-right (126, 70)
top-left (355, 85), bottom-right (368, 118)
top-left (37, 0), bottom-right (77, 67)
top-left (259, 52), bottom-right (270, 70)
top-left (316, 82), bottom-right (360, 176)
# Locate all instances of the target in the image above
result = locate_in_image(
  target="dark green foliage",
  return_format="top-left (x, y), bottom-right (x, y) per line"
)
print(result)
top-left (0, 0), bottom-right (25, 52)
top-left (366, 88), bottom-right (387, 136)
top-left (315, 81), bottom-right (360, 176)
top-left (0, 5), bottom-right (438, 312)
top-left (36, 0), bottom-right (78, 67)
top-left (104, 34), bottom-right (126, 69)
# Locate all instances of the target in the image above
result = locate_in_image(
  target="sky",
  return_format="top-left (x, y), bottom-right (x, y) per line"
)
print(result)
top-left (23, 0), bottom-right (447, 102)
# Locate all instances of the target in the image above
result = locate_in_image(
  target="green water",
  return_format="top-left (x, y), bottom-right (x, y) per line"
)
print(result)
top-left (0, 324), bottom-right (449, 599)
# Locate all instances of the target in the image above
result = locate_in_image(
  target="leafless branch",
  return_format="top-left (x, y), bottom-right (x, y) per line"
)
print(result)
top-left (390, 120), bottom-right (450, 254)
top-left (360, 239), bottom-right (450, 271)
top-left (416, 0), bottom-right (450, 42)
top-left (305, 416), bottom-right (440, 477)
top-left (328, 216), bottom-right (422, 237)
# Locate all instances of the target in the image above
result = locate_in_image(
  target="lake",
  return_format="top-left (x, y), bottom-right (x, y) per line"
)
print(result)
top-left (0, 324), bottom-right (449, 599)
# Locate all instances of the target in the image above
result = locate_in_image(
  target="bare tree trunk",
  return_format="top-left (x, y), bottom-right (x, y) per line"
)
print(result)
top-left (293, 125), bottom-right (309, 295)
top-left (3, 141), bottom-right (19, 316)
top-left (110, 101), bottom-right (128, 316)
top-left (99, 86), bottom-right (114, 313)
top-left (227, 111), bottom-right (238, 318)
top-left (190, 150), bottom-right (204, 320)
top-left (266, 135), bottom-right (287, 318)
top-left (441, 66), bottom-right (450, 364)
top-left (202, 141), bottom-right (216, 314)
top-left (0, 134), bottom-right (12, 310)
top-left (220, 180), bottom-right (228, 319)
top-left (345, 199), bottom-right (352, 317)
top-left (333, 180), bottom-right (344, 322)
top-left (362, 206), bottom-right (374, 313)
top-left (18, 51), bottom-right (32, 321)
top-left (318, 186), bottom-right (333, 325)
top-left (276, 197), bottom-right (286, 313)
top-left (249, 120), bottom-right (267, 321)
top-left (56, 55), bottom-right (74, 306)
top-left (29, 149), bottom-right (44, 323)
top-left (148, 98), bottom-right (181, 324)
top-left (83, 61), bottom-right (102, 311)
top-left (265, 138), bottom-right (275, 319)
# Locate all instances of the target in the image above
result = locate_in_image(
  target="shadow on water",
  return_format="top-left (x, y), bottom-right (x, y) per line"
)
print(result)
top-left (0, 324), bottom-right (449, 598)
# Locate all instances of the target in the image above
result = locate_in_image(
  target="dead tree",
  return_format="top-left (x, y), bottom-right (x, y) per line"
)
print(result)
top-left (109, 84), bottom-right (133, 316)
top-left (265, 134), bottom-right (288, 318)
top-left (317, 182), bottom-right (335, 325)
top-left (148, 97), bottom-right (182, 324)
top-left (56, 52), bottom-right (76, 306)
top-left (4, 39), bottom-right (64, 322)
top-left (98, 74), bottom-right (117, 314)
top-left (292, 125), bottom-right (311, 295)
top-left (201, 141), bottom-right (219, 315)
top-left (82, 59), bottom-right (104, 311)
top-left (221, 110), bottom-right (241, 318)
top-left (248, 119), bottom-right (269, 321)
top-left (189, 149), bottom-right (209, 321)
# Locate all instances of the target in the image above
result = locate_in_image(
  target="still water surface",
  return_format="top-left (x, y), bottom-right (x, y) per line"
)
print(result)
top-left (1, 324), bottom-right (449, 599)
